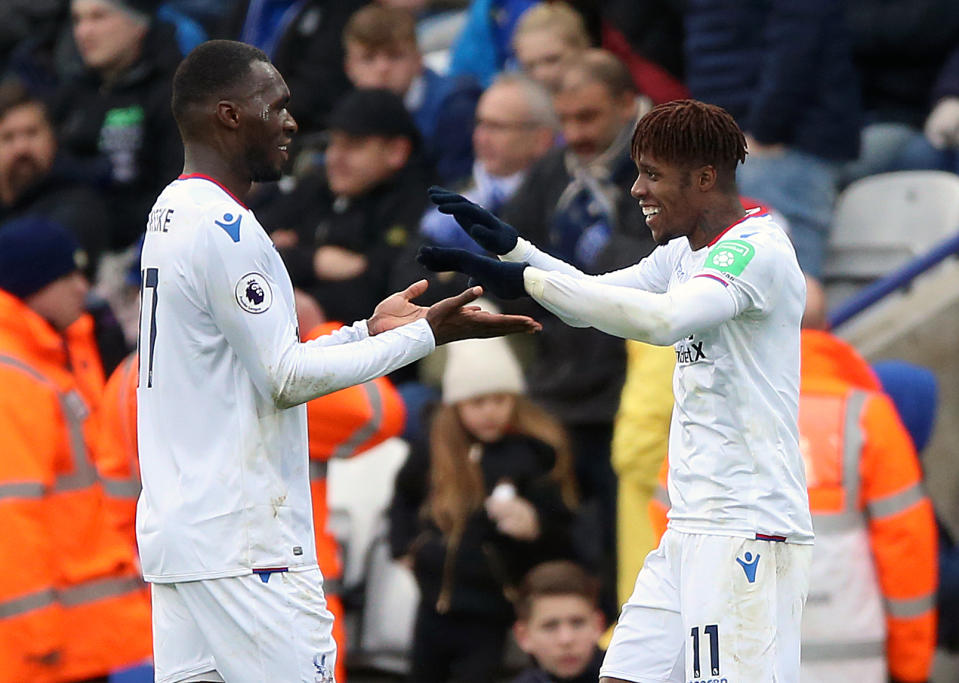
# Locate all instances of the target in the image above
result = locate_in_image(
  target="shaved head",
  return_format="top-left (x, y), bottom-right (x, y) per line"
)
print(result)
top-left (172, 40), bottom-right (269, 136)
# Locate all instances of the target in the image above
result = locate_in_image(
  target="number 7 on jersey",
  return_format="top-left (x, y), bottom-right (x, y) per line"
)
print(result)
top-left (138, 267), bottom-right (159, 388)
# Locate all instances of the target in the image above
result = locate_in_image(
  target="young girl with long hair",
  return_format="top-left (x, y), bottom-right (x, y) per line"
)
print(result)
top-left (389, 335), bottom-right (578, 683)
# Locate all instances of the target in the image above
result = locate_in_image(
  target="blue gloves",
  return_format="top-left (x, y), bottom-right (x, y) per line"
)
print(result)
top-left (428, 186), bottom-right (518, 255)
top-left (416, 246), bottom-right (528, 299)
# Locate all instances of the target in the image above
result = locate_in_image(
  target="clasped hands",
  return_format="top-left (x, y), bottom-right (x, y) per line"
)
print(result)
top-left (416, 187), bottom-right (530, 300)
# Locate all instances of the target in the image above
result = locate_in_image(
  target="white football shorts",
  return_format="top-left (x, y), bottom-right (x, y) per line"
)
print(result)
top-left (151, 567), bottom-right (337, 683)
top-left (601, 529), bottom-right (812, 683)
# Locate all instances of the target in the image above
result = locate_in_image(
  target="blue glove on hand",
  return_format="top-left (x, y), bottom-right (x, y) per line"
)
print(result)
top-left (416, 246), bottom-right (528, 299)
top-left (428, 186), bottom-right (519, 255)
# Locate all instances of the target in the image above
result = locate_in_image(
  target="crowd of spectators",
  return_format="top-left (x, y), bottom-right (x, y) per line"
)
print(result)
top-left (2, 0), bottom-right (959, 682)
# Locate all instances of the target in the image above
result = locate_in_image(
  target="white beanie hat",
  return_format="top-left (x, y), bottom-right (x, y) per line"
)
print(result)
top-left (442, 336), bottom-right (526, 404)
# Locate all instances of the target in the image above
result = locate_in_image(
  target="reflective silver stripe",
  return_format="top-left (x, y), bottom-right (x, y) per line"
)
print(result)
top-left (330, 383), bottom-right (383, 460)
top-left (841, 391), bottom-right (868, 512)
top-left (868, 483), bottom-right (925, 520)
top-left (0, 353), bottom-right (47, 382)
top-left (0, 481), bottom-right (46, 500)
top-left (0, 576), bottom-right (145, 620)
top-left (309, 460), bottom-right (328, 481)
top-left (811, 510), bottom-right (863, 534)
top-left (0, 355), bottom-right (98, 493)
top-left (57, 576), bottom-right (145, 608)
top-left (886, 593), bottom-right (936, 618)
top-left (55, 390), bottom-right (98, 492)
top-left (653, 484), bottom-right (670, 507)
top-left (0, 587), bottom-right (56, 618)
top-left (102, 477), bottom-right (142, 499)
top-left (803, 639), bottom-right (884, 660)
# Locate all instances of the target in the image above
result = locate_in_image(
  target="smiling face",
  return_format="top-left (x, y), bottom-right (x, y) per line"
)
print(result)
top-left (238, 61), bottom-right (297, 182)
top-left (630, 152), bottom-right (707, 245)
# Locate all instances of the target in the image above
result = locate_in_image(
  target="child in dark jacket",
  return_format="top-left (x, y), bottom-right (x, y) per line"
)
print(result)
top-left (389, 335), bottom-right (578, 683)
top-left (511, 561), bottom-right (606, 683)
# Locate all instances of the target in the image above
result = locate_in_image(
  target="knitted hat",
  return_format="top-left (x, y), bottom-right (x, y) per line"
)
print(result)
top-left (327, 88), bottom-right (421, 147)
top-left (442, 336), bottom-right (526, 404)
top-left (0, 216), bottom-right (86, 299)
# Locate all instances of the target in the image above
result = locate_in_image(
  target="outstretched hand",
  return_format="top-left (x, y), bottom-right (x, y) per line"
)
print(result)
top-left (426, 286), bottom-right (541, 345)
top-left (367, 279), bottom-right (540, 344)
top-left (428, 186), bottom-right (519, 255)
top-left (367, 279), bottom-right (432, 336)
top-left (417, 246), bottom-right (528, 300)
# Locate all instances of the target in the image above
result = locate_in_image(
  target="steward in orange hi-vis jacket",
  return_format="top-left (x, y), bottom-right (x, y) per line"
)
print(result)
top-left (650, 329), bottom-right (937, 683)
top-left (94, 321), bottom-right (405, 683)
top-left (0, 290), bottom-right (152, 683)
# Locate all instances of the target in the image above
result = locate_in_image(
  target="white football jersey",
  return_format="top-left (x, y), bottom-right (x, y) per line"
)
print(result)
top-left (515, 210), bottom-right (813, 543)
top-left (136, 175), bottom-right (435, 582)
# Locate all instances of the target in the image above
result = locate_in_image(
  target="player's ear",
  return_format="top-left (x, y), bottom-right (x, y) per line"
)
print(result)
top-left (696, 164), bottom-right (718, 192)
top-left (215, 100), bottom-right (241, 130)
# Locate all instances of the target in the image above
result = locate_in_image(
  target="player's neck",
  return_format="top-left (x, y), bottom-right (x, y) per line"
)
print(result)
top-left (689, 198), bottom-right (746, 250)
top-left (181, 147), bottom-right (253, 204)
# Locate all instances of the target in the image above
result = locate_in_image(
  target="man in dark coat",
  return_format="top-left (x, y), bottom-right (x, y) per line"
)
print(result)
top-left (52, 0), bottom-right (183, 249)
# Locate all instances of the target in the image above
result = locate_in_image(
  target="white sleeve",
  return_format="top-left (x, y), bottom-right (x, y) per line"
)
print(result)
top-left (503, 237), bottom-right (671, 292)
top-left (200, 215), bottom-right (434, 408)
top-left (305, 319), bottom-right (370, 347)
top-left (522, 266), bottom-right (739, 346)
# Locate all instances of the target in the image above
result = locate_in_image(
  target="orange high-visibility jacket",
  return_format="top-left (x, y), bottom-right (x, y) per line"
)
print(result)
top-left (650, 330), bottom-right (937, 682)
top-left (0, 290), bottom-right (151, 683)
top-left (94, 321), bottom-right (405, 682)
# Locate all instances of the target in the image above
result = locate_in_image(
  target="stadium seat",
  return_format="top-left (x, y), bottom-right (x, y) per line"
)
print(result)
top-left (327, 438), bottom-right (410, 592)
top-left (823, 171), bottom-right (959, 299)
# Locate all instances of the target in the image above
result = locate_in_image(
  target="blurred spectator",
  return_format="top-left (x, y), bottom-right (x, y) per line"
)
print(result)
top-left (0, 216), bottom-right (152, 682)
top-left (389, 335), bottom-right (578, 683)
top-left (220, 0), bottom-right (365, 135)
top-left (447, 0), bottom-right (538, 88)
top-left (258, 88), bottom-right (431, 326)
top-left (511, 2), bottom-right (590, 92)
top-left (511, 560), bottom-right (606, 683)
top-left (797, 279), bottom-right (937, 683)
top-left (0, 79), bottom-right (110, 276)
top-left (343, 3), bottom-right (481, 184)
top-left (51, 0), bottom-right (183, 249)
top-left (841, 1), bottom-right (959, 183)
top-left (393, 72), bottom-right (557, 307)
top-left (870, 360), bottom-right (959, 660)
top-left (599, 0), bottom-right (688, 104)
top-left (498, 50), bottom-right (654, 612)
top-left (683, 0), bottom-right (861, 278)
top-left (438, 73), bottom-right (557, 243)
top-left (650, 277), bottom-right (938, 683)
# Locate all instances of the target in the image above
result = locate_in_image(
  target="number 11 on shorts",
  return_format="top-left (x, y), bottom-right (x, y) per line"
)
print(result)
top-left (690, 624), bottom-right (720, 678)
